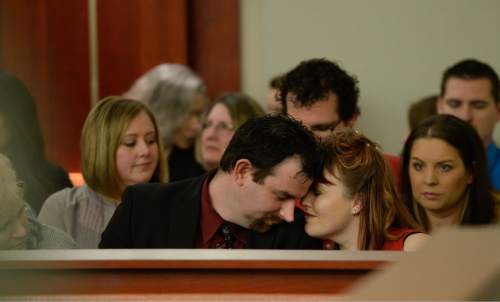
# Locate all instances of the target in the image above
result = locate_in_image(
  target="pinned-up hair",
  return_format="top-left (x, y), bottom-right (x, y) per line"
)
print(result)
top-left (320, 129), bottom-right (421, 250)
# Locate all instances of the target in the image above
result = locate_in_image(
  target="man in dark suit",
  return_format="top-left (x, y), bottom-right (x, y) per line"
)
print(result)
top-left (99, 115), bottom-right (322, 249)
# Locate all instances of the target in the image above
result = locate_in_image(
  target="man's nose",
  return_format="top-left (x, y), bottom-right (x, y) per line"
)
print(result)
top-left (279, 199), bottom-right (295, 222)
top-left (457, 106), bottom-right (473, 123)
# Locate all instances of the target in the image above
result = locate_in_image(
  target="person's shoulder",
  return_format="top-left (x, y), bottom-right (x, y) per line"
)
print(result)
top-left (124, 175), bottom-right (206, 206)
top-left (42, 186), bottom-right (76, 207)
top-left (131, 175), bottom-right (205, 196)
top-left (403, 232), bottom-right (430, 251)
top-left (41, 161), bottom-right (73, 187)
top-left (36, 223), bottom-right (76, 249)
top-left (38, 186), bottom-right (84, 225)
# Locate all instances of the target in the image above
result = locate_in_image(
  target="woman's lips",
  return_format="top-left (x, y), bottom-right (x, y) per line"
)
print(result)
top-left (203, 145), bottom-right (220, 152)
top-left (303, 208), bottom-right (316, 219)
top-left (134, 162), bottom-right (153, 168)
top-left (422, 192), bottom-right (441, 200)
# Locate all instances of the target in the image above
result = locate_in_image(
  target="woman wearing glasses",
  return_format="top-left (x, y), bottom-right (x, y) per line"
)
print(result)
top-left (198, 92), bottom-right (264, 171)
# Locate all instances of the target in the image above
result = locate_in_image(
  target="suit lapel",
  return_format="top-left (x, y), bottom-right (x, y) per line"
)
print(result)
top-left (166, 176), bottom-right (206, 248)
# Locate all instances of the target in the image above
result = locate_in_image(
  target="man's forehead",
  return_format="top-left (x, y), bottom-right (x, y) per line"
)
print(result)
top-left (272, 179), bottom-right (312, 197)
top-left (444, 77), bottom-right (494, 100)
top-left (286, 97), bottom-right (339, 124)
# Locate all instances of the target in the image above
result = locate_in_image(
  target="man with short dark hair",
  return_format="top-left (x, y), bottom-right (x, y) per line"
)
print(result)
top-left (280, 58), bottom-right (401, 184)
top-left (280, 58), bottom-right (360, 140)
top-left (100, 115), bottom-right (322, 249)
top-left (266, 74), bottom-right (284, 113)
top-left (437, 58), bottom-right (500, 189)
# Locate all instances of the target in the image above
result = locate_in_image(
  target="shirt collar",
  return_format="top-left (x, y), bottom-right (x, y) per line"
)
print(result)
top-left (199, 170), bottom-right (223, 245)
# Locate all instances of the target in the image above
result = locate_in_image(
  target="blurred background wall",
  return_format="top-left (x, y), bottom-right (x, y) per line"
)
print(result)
top-left (241, 0), bottom-right (500, 154)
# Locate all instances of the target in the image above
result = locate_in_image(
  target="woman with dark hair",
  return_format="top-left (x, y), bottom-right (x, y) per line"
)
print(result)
top-left (0, 71), bottom-right (72, 214)
top-left (401, 114), bottom-right (496, 233)
top-left (303, 129), bottom-right (428, 251)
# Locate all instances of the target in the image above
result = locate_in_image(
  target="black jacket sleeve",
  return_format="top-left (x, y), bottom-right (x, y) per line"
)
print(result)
top-left (99, 186), bottom-right (135, 248)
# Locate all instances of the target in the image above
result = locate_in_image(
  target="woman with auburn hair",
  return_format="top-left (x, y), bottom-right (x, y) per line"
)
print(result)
top-left (38, 96), bottom-right (166, 248)
top-left (303, 129), bottom-right (428, 251)
top-left (401, 114), bottom-right (496, 233)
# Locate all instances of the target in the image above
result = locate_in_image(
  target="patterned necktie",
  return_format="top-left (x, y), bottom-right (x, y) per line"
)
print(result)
top-left (217, 222), bottom-right (235, 249)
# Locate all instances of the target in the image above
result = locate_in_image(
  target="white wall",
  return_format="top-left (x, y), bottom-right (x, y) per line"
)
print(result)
top-left (241, 0), bottom-right (500, 154)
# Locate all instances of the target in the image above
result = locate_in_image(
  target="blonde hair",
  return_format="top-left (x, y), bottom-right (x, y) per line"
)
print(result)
top-left (81, 96), bottom-right (167, 197)
top-left (321, 129), bottom-right (421, 250)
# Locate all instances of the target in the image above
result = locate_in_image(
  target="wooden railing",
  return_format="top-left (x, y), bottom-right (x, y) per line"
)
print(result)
top-left (0, 249), bottom-right (403, 300)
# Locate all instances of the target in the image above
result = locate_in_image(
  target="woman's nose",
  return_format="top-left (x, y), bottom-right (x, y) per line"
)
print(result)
top-left (423, 168), bottom-right (438, 185)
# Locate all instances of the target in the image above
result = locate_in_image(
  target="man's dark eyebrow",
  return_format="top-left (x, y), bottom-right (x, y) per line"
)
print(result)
top-left (274, 190), bottom-right (295, 200)
top-left (470, 99), bottom-right (489, 104)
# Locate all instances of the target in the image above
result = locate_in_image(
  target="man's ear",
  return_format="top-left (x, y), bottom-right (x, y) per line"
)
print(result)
top-left (232, 159), bottom-right (253, 186)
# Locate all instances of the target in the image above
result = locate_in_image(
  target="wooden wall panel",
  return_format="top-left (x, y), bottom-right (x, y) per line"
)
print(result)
top-left (43, 1), bottom-right (90, 172)
top-left (98, 0), bottom-right (190, 98)
top-left (0, 0), bottom-right (240, 173)
top-left (189, 0), bottom-right (241, 99)
top-left (0, 0), bottom-right (89, 172)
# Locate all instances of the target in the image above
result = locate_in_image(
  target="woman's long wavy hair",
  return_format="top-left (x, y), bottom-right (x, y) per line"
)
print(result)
top-left (320, 129), bottom-right (422, 250)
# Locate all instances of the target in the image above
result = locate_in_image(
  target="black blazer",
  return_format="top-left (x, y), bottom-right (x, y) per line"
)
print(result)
top-left (99, 174), bottom-right (321, 249)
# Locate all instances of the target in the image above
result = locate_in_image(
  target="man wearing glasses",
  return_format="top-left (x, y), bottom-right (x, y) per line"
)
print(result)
top-left (279, 58), bottom-right (359, 141)
top-left (280, 58), bottom-right (401, 184)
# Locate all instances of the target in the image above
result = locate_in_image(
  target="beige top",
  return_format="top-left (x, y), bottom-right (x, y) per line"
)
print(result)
top-left (38, 185), bottom-right (117, 249)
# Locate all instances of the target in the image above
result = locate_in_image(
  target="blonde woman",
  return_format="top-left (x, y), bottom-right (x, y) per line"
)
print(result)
top-left (125, 64), bottom-right (208, 182)
top-left (38, 97), bottom-right (166, 248)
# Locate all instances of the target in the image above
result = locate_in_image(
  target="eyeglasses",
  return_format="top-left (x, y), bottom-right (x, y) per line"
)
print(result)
top-left (201, 121), bottom-right (235, 133)
top-left (310, 120), bottom-right (342, 138)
